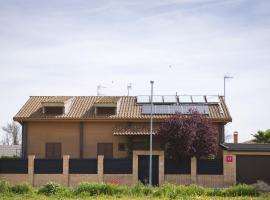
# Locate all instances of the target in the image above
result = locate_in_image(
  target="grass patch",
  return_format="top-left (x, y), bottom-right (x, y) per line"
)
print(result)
top-left (0, 181), bottom-right (34, 194)
top-left (0, 181), bottom-right (264, 199)
top-left (224, 184), bottom-right (259, 197)
top-left (10, 183), bottom-right (33, 194)
top-left (74, 182), bottom-right (128, 196)
top-left (0, 181), bottom-right (11, 193)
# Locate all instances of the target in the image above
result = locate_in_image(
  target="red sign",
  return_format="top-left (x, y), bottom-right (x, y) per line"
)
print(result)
top-left (226, 155), bottom-right (233, 162)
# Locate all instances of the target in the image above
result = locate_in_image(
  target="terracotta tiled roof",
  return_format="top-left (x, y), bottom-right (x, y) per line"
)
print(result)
top-left (113, 124), bottom-right (159, 136)
top-left (14, 96), bottom-right (232, 122)
top-left (41, 96), bottom-right (73, 103)
top-left (95, 96), bottom-right (120, 104)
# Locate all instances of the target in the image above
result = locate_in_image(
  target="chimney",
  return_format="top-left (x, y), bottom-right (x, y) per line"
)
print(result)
top-left (233, 131), bottom-right (238, 144)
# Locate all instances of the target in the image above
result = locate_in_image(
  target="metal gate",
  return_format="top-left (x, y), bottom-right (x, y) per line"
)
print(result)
top-left (138, 155), bottom-right (159, 186)
top-left (236, 155), bottom-right (270, 184)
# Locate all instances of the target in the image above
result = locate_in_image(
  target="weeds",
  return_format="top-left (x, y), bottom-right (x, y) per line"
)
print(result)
top-left (0, 181), bottom-right (261, 198)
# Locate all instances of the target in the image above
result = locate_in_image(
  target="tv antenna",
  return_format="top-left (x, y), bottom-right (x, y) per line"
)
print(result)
top-left (97, 84), bottom-right (106, 96)
top-left (127, 83), bottom-right (132, 96)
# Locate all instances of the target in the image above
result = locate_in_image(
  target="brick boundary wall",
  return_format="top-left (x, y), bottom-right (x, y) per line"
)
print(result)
top-left (3, 150), bottom-right (265, 187)
top-left (104, 174), bottom-right (133, 186)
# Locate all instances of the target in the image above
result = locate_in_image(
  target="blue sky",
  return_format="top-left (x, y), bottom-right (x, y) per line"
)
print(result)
top-left (0, 0), bottom-right (269, 142)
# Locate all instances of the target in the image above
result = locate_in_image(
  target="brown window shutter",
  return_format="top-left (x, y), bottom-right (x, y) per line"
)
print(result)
top-left (46, 143), bottom-right (61, 159)
top-left (105, 143), bottom-right (113, 158)
top-left (97, 143), bottom-right (113, 158)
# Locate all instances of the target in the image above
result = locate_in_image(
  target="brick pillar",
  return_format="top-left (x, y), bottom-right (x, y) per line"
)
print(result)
top-left (132, 152), bottom-right (138, 184)
top-left (159, 152), bottom-right (165, 185)
top-left (98, 155), bottom-right (104, 183)
top-left (191, 157), bottom-right (197, 183)
top-left (63, 155), bottom-right (70, 186)
top-left (28, 155), bottom-right (35, 186)
top-left (223, 151), bottom-right (236, 186)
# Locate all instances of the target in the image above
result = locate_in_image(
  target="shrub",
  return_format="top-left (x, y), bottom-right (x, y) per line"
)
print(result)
top-left (10, 183), bottom-right (33, 194)
top-left (38, 182), bottom-right (67, 196)
top-left (156, 183), bottom-right (178, 198)
top-left (130, 182), bottom-right (153, 196)
top-left (156, 184), bottom-right (206, 197)
top-left (224, 184), bottom-right (259, 197)
top-left (184, 184), bottom-right (206, 196)
top-left (74, 182), bottom-right (126, 196)
top-left (0, 155), bottom-right (20, 159)
top-left (0, 181), bottom-right (11, 193)
top-left (205, 188), bottom-right (224, 196)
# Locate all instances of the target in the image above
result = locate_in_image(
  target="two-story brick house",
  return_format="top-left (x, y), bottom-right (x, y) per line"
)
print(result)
top-left (14, 95), bottom-right (231, 159)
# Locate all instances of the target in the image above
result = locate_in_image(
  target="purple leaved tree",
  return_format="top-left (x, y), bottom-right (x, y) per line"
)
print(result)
top-left (158, 111), bottom-right (219, 159)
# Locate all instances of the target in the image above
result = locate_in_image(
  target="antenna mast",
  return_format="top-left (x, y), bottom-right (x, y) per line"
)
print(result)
top-left (97, 84), bottom-right (106, 96)
top-left (127, 83), bottom-right (132, 96)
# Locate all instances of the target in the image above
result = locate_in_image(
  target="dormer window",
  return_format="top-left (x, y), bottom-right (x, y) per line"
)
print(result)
top-left (94, 96), bottom-right (120, 116)
top-left (44, 106), bottom-right (64, 115)
top-left (41, 97), bottom-right (74, 116)
top-left (96, 107), bottom-right (116, 115)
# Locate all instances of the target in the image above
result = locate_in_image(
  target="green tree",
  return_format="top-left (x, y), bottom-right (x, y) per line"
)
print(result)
top-left (252, 130), bottom-right (270, 143)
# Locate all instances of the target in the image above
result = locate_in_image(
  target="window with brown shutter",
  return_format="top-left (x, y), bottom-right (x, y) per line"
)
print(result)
top-left (97, 143), bottom-right (113, 158)
top-left (45, 143), bottom-right (62, 159)
top-left (96, 107), bottom-right (116, 115)
top-left (45, 107), bottom-right (64, 115)
top-left (118, 143), bottom-right (126, 151)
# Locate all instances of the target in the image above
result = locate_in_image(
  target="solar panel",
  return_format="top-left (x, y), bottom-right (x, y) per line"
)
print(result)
top-left (206, 96), bottom-right (220, 103)
top-left (152, 96), bottom-right (163, 103)
top-left (192, 96), bottom-right (206, 103)
top-left (137, 96), bottom-right (150, 103)
top-left (163, 96), bottom-right (177, 103)
top-left (178, 95), bottom-right (192, 103)
top-left (142, 104), bottom-right (209, 115)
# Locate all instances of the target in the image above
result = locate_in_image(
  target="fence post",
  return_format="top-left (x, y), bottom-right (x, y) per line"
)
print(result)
top-left (132, 151), bottom-right (138, 185)
top-left (159, 152), bottom-right (165, 185)
top-left (28, 155), bottom-right (35, 186)
top-left (223, 150), bottom-right (236, 186)
top-left (98, 155), bottom-right (104, 183)
top-left (63, 155), bottom-right (70, 186)
top-left (191, 157), bottom-right (197, 183)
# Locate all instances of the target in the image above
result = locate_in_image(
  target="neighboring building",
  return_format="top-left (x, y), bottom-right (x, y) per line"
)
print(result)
top-left (242, 139), bottom-right (256, 144)
top-left (0, 145), bottom-right (21, 157)
top-left (13, 95), bottom-right (232, 159)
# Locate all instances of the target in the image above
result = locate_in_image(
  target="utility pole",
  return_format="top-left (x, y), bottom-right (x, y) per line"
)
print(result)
top-left (149, 81), bottom-right (154, 185)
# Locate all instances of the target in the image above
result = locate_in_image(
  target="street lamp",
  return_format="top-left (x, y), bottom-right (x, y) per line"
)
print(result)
top-left (224, 75), bottom-right (233, 101)
top-left (149, 81), bottom-right (154, 185)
